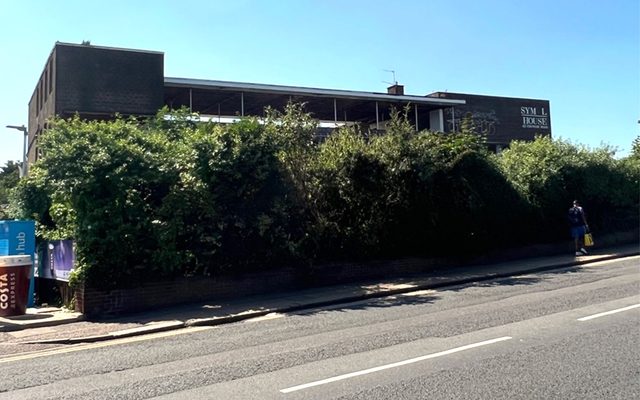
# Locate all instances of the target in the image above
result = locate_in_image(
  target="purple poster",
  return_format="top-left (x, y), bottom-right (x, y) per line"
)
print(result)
top-left (41, 240), bottom-right (75, 281)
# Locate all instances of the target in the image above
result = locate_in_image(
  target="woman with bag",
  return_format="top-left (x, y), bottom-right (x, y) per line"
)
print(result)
top-left (568, 200), bottom-right (589, 256)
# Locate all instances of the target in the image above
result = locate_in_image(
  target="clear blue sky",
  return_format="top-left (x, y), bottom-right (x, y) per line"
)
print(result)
top-left (1, 0), bottom-right (638, 166)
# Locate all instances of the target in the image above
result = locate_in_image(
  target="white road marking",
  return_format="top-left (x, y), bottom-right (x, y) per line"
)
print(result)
top-left (577, 303), bottom-right (640, 321)
top-left (280, 336), bottom-right (513, 393)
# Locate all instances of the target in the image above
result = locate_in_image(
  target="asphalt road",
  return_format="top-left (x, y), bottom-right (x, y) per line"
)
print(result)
top-left (0, 256), bottom-right (638, 400)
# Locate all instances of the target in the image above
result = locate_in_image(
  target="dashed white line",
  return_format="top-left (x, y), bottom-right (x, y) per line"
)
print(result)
top-left (577, 303), bottom-right (640, 321)
top-left (280, 336), bottom-right (513, 394)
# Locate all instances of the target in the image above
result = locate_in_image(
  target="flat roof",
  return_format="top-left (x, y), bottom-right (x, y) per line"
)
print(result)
top-left (164, 77), bottom-right (465, 106)
top-left (54, 41), bottom-right (164, 55)
top-left (428, 91), bottom-right (549, 102)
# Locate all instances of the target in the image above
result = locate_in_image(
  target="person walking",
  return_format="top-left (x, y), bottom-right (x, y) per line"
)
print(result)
top-left (568, 200), bottom-right (589, 256)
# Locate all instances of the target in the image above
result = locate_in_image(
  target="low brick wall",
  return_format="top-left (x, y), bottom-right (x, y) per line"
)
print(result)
top-left (75, 254), bottom-right (469, 317)
top-left (75, 269), bottom-right (299, 317)
top-left (74, 230), bottom-right (639, 317)
top-left (74, 258), bottom-right (453, 317)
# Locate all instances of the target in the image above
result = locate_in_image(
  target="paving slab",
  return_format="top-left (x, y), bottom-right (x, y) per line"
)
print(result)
top-left (0, 308), bottom-right (83, 332)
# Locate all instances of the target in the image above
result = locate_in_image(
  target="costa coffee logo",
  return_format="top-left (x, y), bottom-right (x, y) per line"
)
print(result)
top-left (0, 272), bottom-right (11, 310)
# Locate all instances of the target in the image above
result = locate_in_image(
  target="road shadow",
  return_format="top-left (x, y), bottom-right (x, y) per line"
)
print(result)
top-left (451, 264), bottom-right (589, 290)
top-left (292, 290), bottom-right (440, 316)
top-left (289, 263), bottom-right (595, 317)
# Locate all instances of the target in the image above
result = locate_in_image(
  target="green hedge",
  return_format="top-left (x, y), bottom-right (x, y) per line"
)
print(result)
top-left (498, 136), bottom-right (639, 240)
top-left (11, 107), bottom-right (639, 290)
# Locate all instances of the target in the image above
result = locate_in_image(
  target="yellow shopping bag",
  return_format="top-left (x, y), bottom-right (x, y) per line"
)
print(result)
top-left (584, 232), bottom-right (594, 247)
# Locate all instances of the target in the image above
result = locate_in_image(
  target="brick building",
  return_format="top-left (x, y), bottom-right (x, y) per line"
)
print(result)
top-left (28, 43), bottom-right (163, 163)
top-left (27, 42), bottom-right (552, 162)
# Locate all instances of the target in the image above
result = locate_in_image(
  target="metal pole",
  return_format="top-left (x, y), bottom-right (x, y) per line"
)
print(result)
top-left (189, 89), bottom-right (193, 112)
top-left (22, 130), bottom-right (27, 176)
top-left (376, 102), bottom-right (379, 130)
top-left (414, 104), bottom-right (419, 131)
top-left (451, 107), bottom-right (455, 132)
top-left (334, 98), bottom-right (337, 123)
top-left (241, 92), bottom-right (245, 117)
top-left (6, 125), bottom-right (28, 177)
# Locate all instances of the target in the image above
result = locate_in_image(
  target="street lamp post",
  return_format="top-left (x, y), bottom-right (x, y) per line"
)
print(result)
top-left (6, 125), bottom-right (28, 178)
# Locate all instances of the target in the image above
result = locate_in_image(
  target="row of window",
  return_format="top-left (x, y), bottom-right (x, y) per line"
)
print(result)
top-left (30, 124), bottom-right (47, 163)
top-left (35, 58), bottom-right (54, 116)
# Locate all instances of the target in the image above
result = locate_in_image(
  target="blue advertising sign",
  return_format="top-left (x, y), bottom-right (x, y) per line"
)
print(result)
top-left (0, 220), bottom-right (36, 306)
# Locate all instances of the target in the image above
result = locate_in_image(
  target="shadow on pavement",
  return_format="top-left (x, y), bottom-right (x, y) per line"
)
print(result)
top-left (293, 292), bottom-right (440, 316)
top-left (289, 263), bottom-right (598, 318)
top-left (464, 265), bottom-right (589, 289)
top-left (3, 313), bottom-right (54, 321)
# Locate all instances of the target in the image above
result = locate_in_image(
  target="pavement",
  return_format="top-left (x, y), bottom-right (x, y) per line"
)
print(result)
top-left (1, 243), bottom-right (638, 347)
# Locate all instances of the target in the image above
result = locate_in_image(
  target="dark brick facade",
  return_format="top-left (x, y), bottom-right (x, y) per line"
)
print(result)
top-left (28, 43), bottom-right (164, 163)
top-left (428, 92), bottom-right (552, 148)
top-left (54, 44), bottom-right (164, 117)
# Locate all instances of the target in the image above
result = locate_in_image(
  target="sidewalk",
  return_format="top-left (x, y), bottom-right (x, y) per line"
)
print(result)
top-left (1, 244), bottom-right (638, 346)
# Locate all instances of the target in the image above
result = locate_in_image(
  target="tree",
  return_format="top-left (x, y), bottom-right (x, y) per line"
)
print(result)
top-left (631, 135), bottom-right (640, 159)
top-left (0, 161), bottom-right (20, 219)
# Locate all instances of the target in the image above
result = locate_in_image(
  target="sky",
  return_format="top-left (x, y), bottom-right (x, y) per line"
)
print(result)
top-left (1, 0), bottom-right (638, 167)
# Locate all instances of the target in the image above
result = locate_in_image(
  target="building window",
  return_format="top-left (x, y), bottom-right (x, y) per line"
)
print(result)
top-left (48, 59), bottom-right (53, 94)
top-left (44, 71), bottom-right (48, 102)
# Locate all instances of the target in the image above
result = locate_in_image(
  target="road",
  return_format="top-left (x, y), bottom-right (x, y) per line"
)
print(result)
top-left (0, 256), bottom-right (638, 399)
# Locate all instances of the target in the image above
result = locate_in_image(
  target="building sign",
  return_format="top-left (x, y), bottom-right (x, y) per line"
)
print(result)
top-left (521, 106), bottom-right (549, 129)
top-left (0, 220), bottom-right (36, 306)
top-left (429, 92), bottom-right (552, 145)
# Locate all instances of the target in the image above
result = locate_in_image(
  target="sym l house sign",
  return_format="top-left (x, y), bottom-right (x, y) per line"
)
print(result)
top-left (520, 105), bottom-right (550, 129)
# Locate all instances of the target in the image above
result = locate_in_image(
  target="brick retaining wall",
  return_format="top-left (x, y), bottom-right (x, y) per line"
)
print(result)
top-left (74, 231), bottom-right (638, 317)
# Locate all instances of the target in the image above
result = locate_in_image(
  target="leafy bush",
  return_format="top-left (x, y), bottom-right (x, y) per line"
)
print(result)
top-left (309, 126), bottom-right (387, 258)
top-left (11, 107), bottom-right (638, 290)
top-left (305, 108), bottom-right (495, 259)
top-left (498, 136), bottom-right (639, 240)
top-left (188, 118), bottom-right (300, 274)
top-left (14, 116), bottom-right (183, 288)
top-left (429, 150), bottom-right (535, 254)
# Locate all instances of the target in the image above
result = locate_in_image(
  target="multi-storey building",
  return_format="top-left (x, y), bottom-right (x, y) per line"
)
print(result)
top-left (27, 42), bottom-right (551, 162)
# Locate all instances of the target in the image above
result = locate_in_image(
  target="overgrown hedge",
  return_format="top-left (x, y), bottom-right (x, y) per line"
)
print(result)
top-left (10, 105), bottom-right (639, 290)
